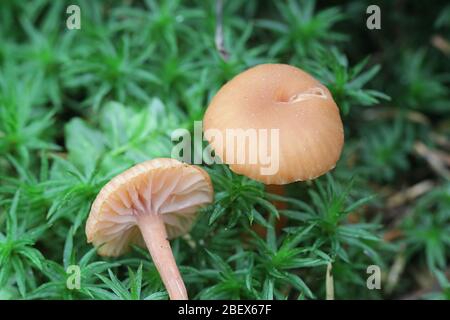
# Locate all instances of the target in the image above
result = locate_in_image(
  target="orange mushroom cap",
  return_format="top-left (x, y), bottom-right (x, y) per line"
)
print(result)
top-left (86, 158), bottom-right (213, 257)
top-left (203, 63), bottom-right (344, 185)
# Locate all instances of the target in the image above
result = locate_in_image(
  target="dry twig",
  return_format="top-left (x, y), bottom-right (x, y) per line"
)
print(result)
top-left (215, 0), bottom-right (229, 60)
top-left (387, 180), bottom-right (435, 208)
top-left (431, 35), bottom-right (450, 55)
top-left (414, 142), bottom-right (450, 179)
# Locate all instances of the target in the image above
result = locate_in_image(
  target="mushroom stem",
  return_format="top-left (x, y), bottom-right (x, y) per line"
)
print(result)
top-left (137, 214), bottom-right (188, 300)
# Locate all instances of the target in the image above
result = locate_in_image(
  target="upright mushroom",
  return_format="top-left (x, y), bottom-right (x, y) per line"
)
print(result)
top-left (203, 63), bottom-right (344, 184)
top-left (85, 158), bottom-right (213, 300)
top-left (204, 64), bottom-right (344, 236)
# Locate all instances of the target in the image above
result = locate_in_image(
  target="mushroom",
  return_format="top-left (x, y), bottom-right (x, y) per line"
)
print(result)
top-left (203, 63), bottom-right (344, 184)
top-left (85, 158), bottom-right (214, 300)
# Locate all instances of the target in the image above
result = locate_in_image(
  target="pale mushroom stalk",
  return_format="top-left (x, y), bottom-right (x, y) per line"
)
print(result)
top-left (137, 213), bottom-right (187, 300)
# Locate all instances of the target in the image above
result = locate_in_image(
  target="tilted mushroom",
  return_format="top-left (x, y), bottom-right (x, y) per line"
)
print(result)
top-left (203, 63), bottom-right (344, 185)
top-left (85, 158), bottom-right (214, 300)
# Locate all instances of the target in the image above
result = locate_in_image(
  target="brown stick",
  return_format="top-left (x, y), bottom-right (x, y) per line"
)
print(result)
top-left (215, 0), bottom-right (229, 60)
top-left (414, 142), bottom-right (450, 179)
top-left (137, 214), bottom-right (188, 300)
top-left (326, 262), bottom-right (334, 300)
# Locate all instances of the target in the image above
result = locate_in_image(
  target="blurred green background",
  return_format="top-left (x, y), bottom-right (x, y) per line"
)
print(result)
top-left (0, 0), bottom-right (449, 300)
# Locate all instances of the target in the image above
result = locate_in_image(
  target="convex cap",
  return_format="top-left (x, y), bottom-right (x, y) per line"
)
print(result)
top-left (203, 63), bottom-right (344, 185)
